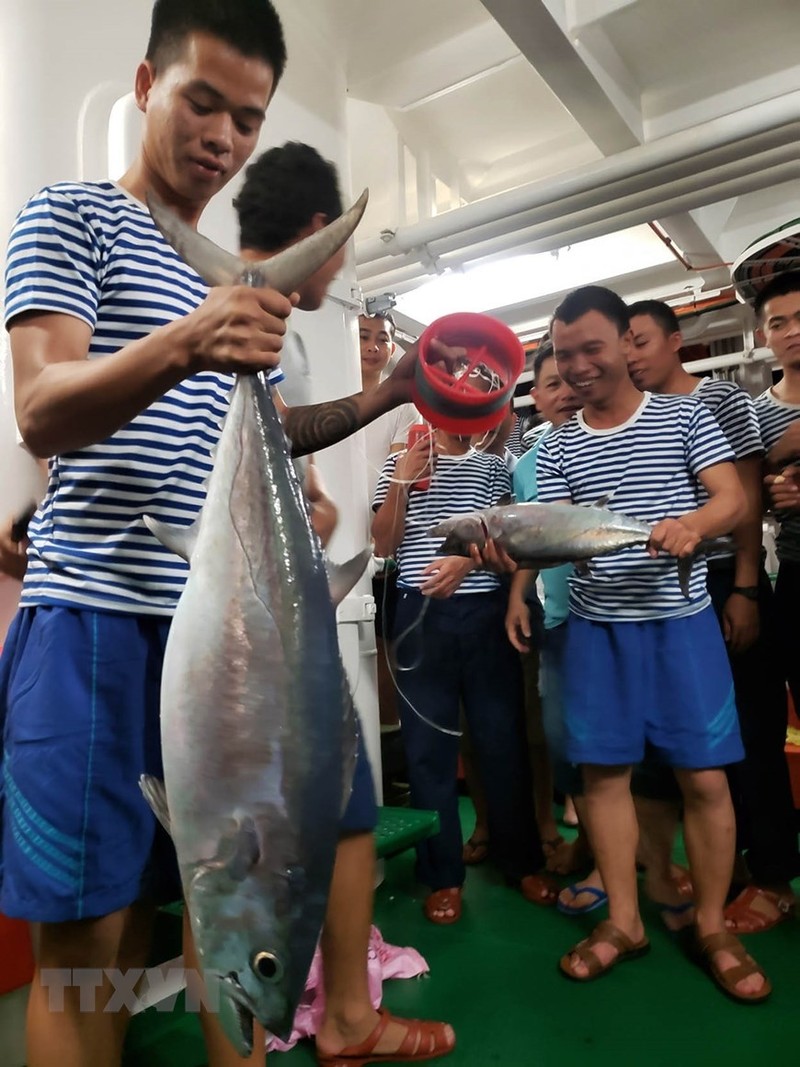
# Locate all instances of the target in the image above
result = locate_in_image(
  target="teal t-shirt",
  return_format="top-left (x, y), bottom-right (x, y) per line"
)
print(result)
top-left (512, 432), bottom-right (571, 629)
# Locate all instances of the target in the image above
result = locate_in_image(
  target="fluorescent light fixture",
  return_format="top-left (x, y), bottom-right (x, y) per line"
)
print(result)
top-left (394, 225), bottom-right (674, 325)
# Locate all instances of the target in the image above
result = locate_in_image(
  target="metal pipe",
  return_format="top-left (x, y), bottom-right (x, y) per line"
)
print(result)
top-left (683, 349), bottom-right (774, 374)
top-left (358, 137), bottom-right (800, 282)
top-left (359, 156), bottom-right (800, 292)
top-left (356, 91), bottom-right (800, 268)
top-left (364, 127), bottom-right (800, 274)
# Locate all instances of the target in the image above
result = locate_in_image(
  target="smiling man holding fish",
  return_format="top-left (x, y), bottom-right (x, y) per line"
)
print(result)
top-left (0, 3), bottom-right (453, 1067)
top-left (535, 285), bottom-right (770, 1004)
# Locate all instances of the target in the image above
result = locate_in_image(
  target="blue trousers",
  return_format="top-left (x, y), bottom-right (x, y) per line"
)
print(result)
top-left (708, 562), bottom-right (800, 884)
top-left (394, 587), bottom-right (543, 891)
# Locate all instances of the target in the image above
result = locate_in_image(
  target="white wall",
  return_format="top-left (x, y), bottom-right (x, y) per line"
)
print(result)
top-left (0, 0), bottom-right (381, 780)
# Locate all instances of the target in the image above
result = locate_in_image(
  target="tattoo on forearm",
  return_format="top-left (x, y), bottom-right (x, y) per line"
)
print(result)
top-left (285, 398), bottom-right (361, 457)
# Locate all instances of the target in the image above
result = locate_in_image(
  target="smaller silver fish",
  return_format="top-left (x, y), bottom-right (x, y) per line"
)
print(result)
top-left (429, 501), bottom-right (734, 597)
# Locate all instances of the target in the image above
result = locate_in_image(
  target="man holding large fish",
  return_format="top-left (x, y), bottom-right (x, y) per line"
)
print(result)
top-left (0, 2), bottom-right (453, 1065)
top-left (531, 286), bottom-right (770, 1001)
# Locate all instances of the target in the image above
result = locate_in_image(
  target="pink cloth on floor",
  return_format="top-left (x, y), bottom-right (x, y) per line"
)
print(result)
top-left (266, 925), bottom-right (429, 1052)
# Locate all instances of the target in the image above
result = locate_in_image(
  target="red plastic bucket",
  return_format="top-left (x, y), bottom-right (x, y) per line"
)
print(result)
top-left (412, 312), bottom-right (524, 434)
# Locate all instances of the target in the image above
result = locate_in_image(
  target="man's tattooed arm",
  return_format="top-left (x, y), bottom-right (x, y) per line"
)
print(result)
top-left (284, 396), bottom-right (363, 457)
top-left (279, 341), bottom-right (419, 457)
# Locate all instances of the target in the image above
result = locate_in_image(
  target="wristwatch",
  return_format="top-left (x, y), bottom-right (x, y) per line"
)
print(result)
top-left (731, 586), bottom-right (759, 602)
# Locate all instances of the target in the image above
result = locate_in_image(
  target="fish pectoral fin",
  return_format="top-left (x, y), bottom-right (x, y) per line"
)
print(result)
top-left (494, 492), bottom-right (513, 507)
top-left (211, 815), bottom-right (262, 882)
top-left (589, 494), bottom-right (612, 508)
top-left (327, 549), bottom-right (372, 607)
top-left (143, 515), bottom-right (199, 563)
top-left (574, 561), bottom-right (590, 576)
top-left (139, 776), bottom-right (172, 836)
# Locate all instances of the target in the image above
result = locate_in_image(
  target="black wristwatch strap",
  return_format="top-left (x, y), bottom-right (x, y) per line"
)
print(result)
top-left (731, 586), bottom-right (759, 602)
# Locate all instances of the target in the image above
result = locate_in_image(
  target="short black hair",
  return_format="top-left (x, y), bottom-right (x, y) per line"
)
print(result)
top-left (627, 299), bottom-right (680, 336)
top-left (359, 312), bottom-right (396, 338)
top-left (146, 0), bottom-right (286, 85)
top-left (234, 142), bottom-right (343, 252)
top-left (551, 285), bottom-right (630, 336)
top-left (753, 270), bottom-right (800, 322)
top-left (532, 338), bottom-right (554, 385)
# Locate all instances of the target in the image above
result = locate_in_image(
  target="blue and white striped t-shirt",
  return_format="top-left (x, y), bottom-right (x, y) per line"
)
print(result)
top-left (755, 387), bottom-right (800, 563)
top-left (4, 180), bottom-right (281, 615)
top-left (692, 378), bottom-right (763, 460)
top-left (536, 392), bottom-right (735, 621)
top-left (690, 377), bottom-right (763, 561)
top-left (372, 449), bottom-right (511, 593)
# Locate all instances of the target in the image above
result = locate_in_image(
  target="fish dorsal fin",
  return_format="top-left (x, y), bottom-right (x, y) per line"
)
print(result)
top-left (590, 494), bottom-right (612, 508)
top-left (144, 515), bottom-right (199, 563)
top-left (327, 548), bottom-right (371, 606)
top-left (139, 775), bottom-right (172, 837)
top-left (495, 492), bottom-right (513, 507)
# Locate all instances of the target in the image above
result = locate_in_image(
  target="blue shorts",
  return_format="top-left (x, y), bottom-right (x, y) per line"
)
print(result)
top-left (561, 607), bottom-right (744, 769)
top-left (341, 731), bottom-right (378, 834)
top-left (0, 606), bottom-right (376, 923)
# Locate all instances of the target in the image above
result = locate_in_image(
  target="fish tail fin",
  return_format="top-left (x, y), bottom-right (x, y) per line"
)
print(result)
top-left (677, 556), bottom-right (693, 599)
top-left (677, 536), bottom-right (736, 598)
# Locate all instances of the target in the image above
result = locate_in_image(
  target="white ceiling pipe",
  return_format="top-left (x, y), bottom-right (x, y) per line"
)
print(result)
top-left (359, 156), bottom-right (800, 294)
top-left (359, 125), bottom-right (800, 278)
top-left (357, 136), bottom-right (800, 280)
top-left (356, 91), bottom-right (800, 267)
top-left (683, 349), bottom-right (774, 374)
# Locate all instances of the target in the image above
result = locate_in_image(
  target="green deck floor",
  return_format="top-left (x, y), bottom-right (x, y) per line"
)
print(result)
top-left (124, 801), bottom-right (800, 1067)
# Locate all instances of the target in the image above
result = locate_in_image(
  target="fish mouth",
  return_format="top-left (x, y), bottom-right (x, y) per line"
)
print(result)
top-left (220, 973), bottom-right (256, 1055)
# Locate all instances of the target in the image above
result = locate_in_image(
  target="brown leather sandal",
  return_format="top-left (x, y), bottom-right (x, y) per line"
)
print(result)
top-left (695, 930), bottom-right (772, 1004)
top-left (520, 872), bottom-right (560, 906)
top-left (316, 1007), bottom-right (456, 1066)
top-left (559, 919), bottom-right (650, 982)
top-left (724, 885), bottom-right (795, 933)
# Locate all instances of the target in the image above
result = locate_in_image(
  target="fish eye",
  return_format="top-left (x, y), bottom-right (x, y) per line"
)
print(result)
top-left (252, 951), bottom-right (283, 983)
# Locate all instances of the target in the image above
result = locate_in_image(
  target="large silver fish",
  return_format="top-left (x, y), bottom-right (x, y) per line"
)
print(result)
top-left (429, 501), bottom-right (733, 596)
top-left (140, 191), bottom-right (369, 1053)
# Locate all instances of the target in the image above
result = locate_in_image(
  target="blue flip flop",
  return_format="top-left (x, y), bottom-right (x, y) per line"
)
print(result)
top-left (557, 884), bottom-right (608, 916)
top-left (655, 898), bottom-right (695, 935)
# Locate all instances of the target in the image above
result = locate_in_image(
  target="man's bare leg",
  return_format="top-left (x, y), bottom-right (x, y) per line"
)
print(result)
top-left (548, 794), bottom-right (591, 876)
top-left (634, 796), bottom-right (694, 930)
top-left (27, 902), bottom-right (154, 1067)
top-left (562, 765), bottom-right (644, 976)
top-left (183, 907), bottom-right (267, 1066)
top-left (315, 832), bottom-right (455, 1060)
top-left (675, 768), bottom-right (767, 997)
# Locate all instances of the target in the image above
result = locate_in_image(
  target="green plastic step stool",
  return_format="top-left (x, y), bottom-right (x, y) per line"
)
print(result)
top-left (374, 805), bottom-right (439, 860)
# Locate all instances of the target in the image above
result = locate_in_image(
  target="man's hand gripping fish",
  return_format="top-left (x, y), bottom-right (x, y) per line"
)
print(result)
top-left (140, 191), bottom-right (369, 1054)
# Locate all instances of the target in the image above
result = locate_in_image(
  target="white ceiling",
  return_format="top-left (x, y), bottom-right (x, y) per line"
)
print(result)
top-left (341, 0), bottom-right (800, 342)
